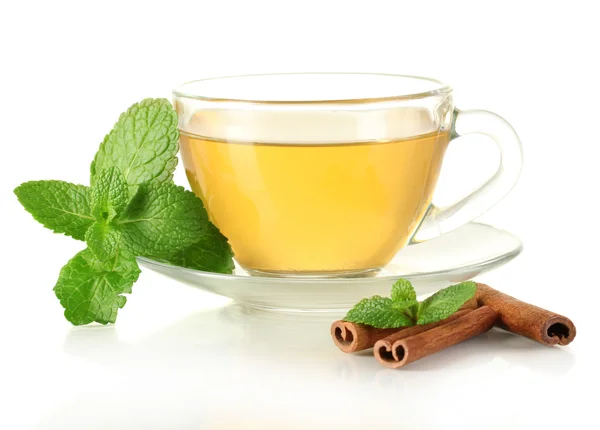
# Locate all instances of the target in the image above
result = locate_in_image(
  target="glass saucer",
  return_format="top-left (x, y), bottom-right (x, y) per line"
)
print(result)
top-left (137, 222), bottom-right (522, 312)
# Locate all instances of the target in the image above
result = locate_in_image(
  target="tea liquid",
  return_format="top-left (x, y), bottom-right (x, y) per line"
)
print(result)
top-left (179, 130), bottom-right (450, 273)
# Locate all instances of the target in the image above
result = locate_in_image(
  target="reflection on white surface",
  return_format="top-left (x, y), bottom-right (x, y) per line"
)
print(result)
top-left (30, 302), bottom-right (578, 430)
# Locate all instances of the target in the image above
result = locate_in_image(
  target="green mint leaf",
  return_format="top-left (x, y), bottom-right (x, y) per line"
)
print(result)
top-left (408, 303), bottom-right (420, 321)
top-left (117, 182), bottom-right (208, 257)
top-left (90, 167), bottom-right (129, 222)
top-left (85, 222), bottom-right (122, 261)
top-left (158, 223), bottom-right (235, 274)
top-left (391, 278), bottom-right (417, 307)
top-left (14, 180), bottom-right (94, 241)
top-left (416, 281), bottom-right (477, 325)
top-left (91, 98), bottom-right (179, 191)
top-left (393, 299), bottom-right (418, 311)
top-left (54, 248), bottom-right (141, 325)
top-left (344, 296), bottom-right (414, 328)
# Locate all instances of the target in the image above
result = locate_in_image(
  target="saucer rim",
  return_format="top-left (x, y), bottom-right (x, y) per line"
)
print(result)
top-left (137, 222), bottom-right (523, 285)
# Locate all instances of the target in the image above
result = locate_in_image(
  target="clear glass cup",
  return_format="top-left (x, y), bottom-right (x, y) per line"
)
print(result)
top-left (173, 73), bottom-right (522, 277)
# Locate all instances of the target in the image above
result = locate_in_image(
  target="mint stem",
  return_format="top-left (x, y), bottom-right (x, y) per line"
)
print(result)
top-left (402, 309), bottom-right (416, 325)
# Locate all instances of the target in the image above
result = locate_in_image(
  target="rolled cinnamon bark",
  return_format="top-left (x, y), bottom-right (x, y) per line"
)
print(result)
top-left (475, 283), bottom-right (576, 346)
top-left (373, 309), bottom-right (472, 363)
top-left (375, 306), bottom-right (497, 368)
top-left (461, 297), bottom-right (478, 311)
top-left (331, 299), bottom-right (479, 353)
top-left (331, 322), bottom-right (398, 353)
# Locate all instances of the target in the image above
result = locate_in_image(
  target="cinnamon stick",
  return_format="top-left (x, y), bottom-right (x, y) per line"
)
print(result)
top-left (475, 283), bottom-right (576, 346)
top-left (375, 306), bottom-right (497, 368)
top-left (461, 297), bottom-right (478, 311)
top-left (331, 298), bottom-right (479, 353)
top-left (331, 323), bottom-right (398, 353)
top-left (373, 309), bottom-right (472, 364)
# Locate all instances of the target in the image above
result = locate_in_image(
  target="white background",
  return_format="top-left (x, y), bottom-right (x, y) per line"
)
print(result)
top-left (1, 0), bottom-right (598, 429)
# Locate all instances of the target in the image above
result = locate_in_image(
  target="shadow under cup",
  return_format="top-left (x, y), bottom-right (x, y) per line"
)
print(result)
top-left (173, 73), bottom-right (456, 276)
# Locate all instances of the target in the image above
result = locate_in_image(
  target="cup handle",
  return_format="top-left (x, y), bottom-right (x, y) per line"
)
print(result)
top-left (412, 108), bottom-right (523, 242)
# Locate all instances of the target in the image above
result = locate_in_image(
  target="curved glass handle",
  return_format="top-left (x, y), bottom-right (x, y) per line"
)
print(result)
top-left (413, 108), bottom-right (523, 242)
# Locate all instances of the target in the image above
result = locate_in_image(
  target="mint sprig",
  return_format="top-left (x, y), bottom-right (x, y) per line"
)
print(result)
top-left (345, 296), bottom-right (414, 328)
top-left (344, 279), bottom-right (477, 328)
top-left (15, 98), bottom-right (234, 325)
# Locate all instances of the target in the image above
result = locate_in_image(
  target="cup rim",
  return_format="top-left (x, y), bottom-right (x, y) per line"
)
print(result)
top-left (172, 72), bottom-right (452, 105)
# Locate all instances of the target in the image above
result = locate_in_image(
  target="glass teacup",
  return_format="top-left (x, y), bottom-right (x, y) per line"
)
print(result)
top-left (173, 73), bottom-right (522, 276)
